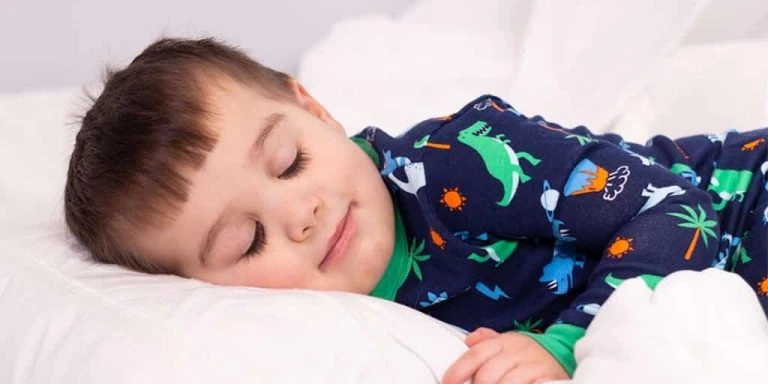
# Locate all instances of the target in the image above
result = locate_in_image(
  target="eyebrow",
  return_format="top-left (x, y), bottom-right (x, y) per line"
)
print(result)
top-left (198, 112), bottom-right (285, 267)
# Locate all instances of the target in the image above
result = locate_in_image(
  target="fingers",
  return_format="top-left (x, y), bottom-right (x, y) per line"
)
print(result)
top-left (498, 365), bottom-right (554, 384)
top-left (472, 351), bottom-right (519, 384)
top-left (465, 327), bottom-right (499, 347)
top-left (441, 339), bottom-right (503, 384)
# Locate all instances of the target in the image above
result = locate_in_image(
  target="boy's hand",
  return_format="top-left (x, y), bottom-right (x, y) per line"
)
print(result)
top-left (442, 327), bottom-right (568, 384)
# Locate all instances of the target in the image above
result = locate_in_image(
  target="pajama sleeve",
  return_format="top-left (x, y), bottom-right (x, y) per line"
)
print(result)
top-left (426, 96), bottom-right (720, 374)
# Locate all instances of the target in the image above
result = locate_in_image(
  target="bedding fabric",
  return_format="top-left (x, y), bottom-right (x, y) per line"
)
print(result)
top-left (3, 0), bottom-right (768, 378)
top-left (1, 86), bottom-right (767, 384)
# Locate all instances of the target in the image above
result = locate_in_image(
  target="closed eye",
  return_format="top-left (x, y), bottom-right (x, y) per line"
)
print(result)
top-left (244, 221), bottom-right (266, 258)
top-left (279, 148), bottom-right (308, 179)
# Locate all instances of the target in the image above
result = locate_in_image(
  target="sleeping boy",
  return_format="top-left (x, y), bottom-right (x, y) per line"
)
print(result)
top-left (65, 38), bottom-right (768, 384)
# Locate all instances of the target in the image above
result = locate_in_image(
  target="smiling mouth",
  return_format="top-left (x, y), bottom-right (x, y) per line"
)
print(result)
top-left (321, 207), bottom-right (354, 268)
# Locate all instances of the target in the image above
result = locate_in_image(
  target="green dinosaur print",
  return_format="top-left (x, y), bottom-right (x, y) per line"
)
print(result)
top-left (467, 239), bottom-right (519, 266)
top-left (669, 163), bottom-right (701, 186)
top-left (707, 168), bottom-right (754, 211)
top-left (458, 121), bottom-right (541, 206)
top-left (565, 134), bottom-right (594, 146)
top-left (604, 273), bottom-right (663, 290)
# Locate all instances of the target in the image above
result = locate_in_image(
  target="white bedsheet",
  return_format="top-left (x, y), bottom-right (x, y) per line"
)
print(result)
top-left (3, 0), bottom-right (768, 380)
top-left (1, 76), bottom-right (767, 384)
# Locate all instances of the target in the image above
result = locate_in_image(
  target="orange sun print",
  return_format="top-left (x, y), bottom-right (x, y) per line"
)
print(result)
top-left (440, 187), bottom-right (467, 211)
top-left (607, 236), bottom-right (634, 259)
top-left (758, 276), bottom-right (768, 296)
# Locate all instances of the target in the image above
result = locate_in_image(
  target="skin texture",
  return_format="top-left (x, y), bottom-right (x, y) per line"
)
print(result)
top-left (130, 76), bottom-right (395, 294)
top-left (442, 328), bottom-right (568, 384)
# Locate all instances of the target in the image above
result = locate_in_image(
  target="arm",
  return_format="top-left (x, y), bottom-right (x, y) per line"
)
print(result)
top-left (436, 95), bottom-right (719, 379)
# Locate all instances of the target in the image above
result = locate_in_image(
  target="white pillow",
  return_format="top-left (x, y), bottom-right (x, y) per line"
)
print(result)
top-left (0, 88), bottom-right (82, 240)
top-left (0, 88), bottom-right (468, 383)
top-left (609, 40), bottom-right (768, 143)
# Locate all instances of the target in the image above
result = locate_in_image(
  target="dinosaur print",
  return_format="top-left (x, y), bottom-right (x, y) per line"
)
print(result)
top-left (536, 121), bottom-right (593, 146)
top-left (458, 120), bottom-right (541, 206)
top-left (637, 183), bottom-right (686, 215)
top-left (576, 303), bottom-right (601, 316)
top-left (475, 97), bottom-right (526, 114)
top-left (539, 242), bottom-right (586, 295)
top-left (741, 137), bottom-right (765, 151)
top-left (388, 162), bottom-right (427, 196)
top-left (540, 179), bottom-right (590, 293)
top-left (707, 130), bottom-right (735, 144)
top-left (761, 161), bottom-right (768, 191)
top-left (707, 168), bottom-right (754, 211)
top-left (711, 232), bottom-right (751, 270)
top-left (467, 239), bottom-right (519, 266)
top-left (380, 150), bottom-right (411, 176)
top-left (619, 140), bottom-right (654, 166)
top-left (453, 231), bottom-right (488, 242)
top-left (430, 229), bottom-right (447, 250)
top-left (670, 163), bottom-right (701, 187)
top-left (419, 291), bottom-right (448, 308)
top-left (763, 205), bottom-right (768, 226)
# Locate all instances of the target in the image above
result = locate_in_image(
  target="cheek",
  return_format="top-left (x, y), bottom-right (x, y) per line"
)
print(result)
top-left (238, 258), bottom-right (312, 289)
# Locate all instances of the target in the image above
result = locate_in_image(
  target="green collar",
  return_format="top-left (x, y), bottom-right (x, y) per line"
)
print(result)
top-left (350, 137), bottom-right (409, 301)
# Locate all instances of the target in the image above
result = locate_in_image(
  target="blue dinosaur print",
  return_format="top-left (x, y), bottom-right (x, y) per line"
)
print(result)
top-left (539, 242), bottom-right (586, 295)
top-left (419, 291), bottom-right (448, 308)
top-left (453, 231), bottom-right (489, 242)
top-left (540, 179), bottom-right (586, 294)
top-left (712, 232), bottom-right (741, 270)
top-left (380, 150), bottom-right (411, 176)
top-left (763, 205), bottom-right (768, 226)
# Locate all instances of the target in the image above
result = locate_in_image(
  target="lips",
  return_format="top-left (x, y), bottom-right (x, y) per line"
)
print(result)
top-left (321, 207), bottom-right (354, 268)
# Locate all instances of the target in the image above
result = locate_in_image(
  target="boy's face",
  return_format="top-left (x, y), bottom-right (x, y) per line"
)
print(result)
top-left (131, 77), bottom-right (395, 294)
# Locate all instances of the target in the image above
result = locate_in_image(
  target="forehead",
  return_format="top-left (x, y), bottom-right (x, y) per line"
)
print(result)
top-left (204, 75), bottom-right (289, 121)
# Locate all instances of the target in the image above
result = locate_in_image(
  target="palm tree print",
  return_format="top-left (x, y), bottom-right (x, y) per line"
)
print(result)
top-left (666, 204), bottom-right (718, 260)
top-left (514, 318), bottom-right (544, 334)
top-left (408, 238), bottom-right (431, 281)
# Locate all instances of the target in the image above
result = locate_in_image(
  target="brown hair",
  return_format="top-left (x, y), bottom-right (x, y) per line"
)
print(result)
top-left (65, 37), bottom-right (294, 274)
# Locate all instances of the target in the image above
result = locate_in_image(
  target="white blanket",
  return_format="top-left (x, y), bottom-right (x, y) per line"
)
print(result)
top-left (572, 269), bottom-right (768, 383)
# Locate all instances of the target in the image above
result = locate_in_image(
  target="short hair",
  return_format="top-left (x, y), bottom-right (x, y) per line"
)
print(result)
top-left (64, 37), bottom-right (294, 274)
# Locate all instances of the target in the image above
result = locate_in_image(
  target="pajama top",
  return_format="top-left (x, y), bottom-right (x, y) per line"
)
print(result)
top-left (352, 95), bottom-right (768, 374)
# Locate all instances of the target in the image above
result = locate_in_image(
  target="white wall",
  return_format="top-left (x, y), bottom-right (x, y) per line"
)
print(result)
top-left (0, 0), bottom-right (416, 92)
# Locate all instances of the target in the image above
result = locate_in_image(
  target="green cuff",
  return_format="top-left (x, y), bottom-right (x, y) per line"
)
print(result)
top-left (519, 323), bottom-right (586, 376)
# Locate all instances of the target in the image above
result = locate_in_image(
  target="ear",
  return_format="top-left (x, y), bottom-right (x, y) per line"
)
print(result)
top-left (290, 80), bottom-right (345, 132)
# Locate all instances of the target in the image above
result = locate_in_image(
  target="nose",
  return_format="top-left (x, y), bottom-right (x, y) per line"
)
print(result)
top-left (286, 194), bottom-right (321, 242)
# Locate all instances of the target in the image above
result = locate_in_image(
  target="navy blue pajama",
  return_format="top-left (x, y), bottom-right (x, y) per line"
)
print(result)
top-left (354, 95), bottom-right (768, 374)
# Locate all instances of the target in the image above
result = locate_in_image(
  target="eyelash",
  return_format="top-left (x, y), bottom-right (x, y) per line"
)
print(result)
top-left (278, 149), bottom-right (308, 180)
top-left (244, 221), bottom-right (266, 258)
top-left (243, 149), bottom-right (308, 259)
